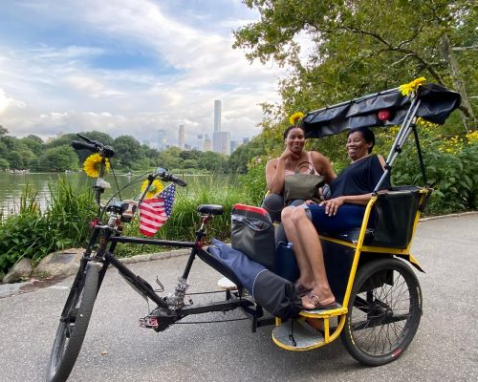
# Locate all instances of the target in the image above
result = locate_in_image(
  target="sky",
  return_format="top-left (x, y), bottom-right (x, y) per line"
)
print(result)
top-left (0, 0), bottom-right (285, 148)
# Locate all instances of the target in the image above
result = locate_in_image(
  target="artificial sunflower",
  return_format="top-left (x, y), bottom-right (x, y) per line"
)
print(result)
top-left (289, 111), bottom-right (305, 125)
top-left (398, 77), bottom-right (426, 96)
top-left (140, 179), bottom-right (164, 199)
top-left (83, 153), bottom-right (110, 178)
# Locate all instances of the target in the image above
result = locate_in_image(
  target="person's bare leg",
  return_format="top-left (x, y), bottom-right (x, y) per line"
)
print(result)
top-left (281, 207), bottom-right (314, 290)
top-left (291, 208), bottom-right (335, 309)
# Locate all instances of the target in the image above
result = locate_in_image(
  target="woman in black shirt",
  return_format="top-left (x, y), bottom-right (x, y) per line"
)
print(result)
top-left (282, 127), bottom-right (390, 310)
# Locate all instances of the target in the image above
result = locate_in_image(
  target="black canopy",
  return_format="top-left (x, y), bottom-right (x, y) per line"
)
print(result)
top-left (303, 83), bottom-right (461, 138)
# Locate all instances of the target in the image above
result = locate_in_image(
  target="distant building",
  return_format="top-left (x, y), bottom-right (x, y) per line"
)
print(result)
top-left (178, 125), bottom-right (185, 149)
top-left (213, 131), bottom-right (231, 155)
top-left (157, 129), bottom-right (166, 151)
top-left (230, 140), bottom-right (238, 152)
top-left (203, 134), bottom-right (212, 152)
top-left (242, 137), bottom-right (250, 145)
top-left (214, 100), bottom-right (221, 132)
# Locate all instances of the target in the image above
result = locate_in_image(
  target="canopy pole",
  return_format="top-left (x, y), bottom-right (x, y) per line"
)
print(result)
top-left (412, 123), bottom-right (428, 186)
top-left (374, 98), bottom-right (422, 192)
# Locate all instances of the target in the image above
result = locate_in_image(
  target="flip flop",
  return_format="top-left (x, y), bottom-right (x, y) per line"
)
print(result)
top-left (302, 294), bottom-right (339, 310)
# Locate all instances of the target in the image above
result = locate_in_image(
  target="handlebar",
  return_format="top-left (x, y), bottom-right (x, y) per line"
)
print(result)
top-left (154, 168), bottom-right (187, 187)
top-left (71, 134), bottom-right (187, 213)
top-left (71, 134), bottom-right (115, 158)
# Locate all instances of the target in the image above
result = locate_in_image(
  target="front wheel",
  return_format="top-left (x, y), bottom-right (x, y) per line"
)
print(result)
top-left (341, 258), bottom-right (422, 366)
top-left (47, 262), bottom-right (101, 382)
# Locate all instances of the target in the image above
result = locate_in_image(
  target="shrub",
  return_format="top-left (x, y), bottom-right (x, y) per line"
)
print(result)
top-left (0, 180), bottom-right (95, 274)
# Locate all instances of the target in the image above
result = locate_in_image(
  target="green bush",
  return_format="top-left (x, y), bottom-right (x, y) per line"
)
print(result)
top-left (0, 180), bottom-right (95, 274)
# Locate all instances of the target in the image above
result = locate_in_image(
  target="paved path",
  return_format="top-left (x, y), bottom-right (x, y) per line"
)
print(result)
top-left (1, 214), bottom-right (477, 382)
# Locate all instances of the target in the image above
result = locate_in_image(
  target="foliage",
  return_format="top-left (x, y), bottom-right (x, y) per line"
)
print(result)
top-left (0, 181), bottom-right (95, 273)
top-left (234, 0), bottom-right (478, 130)
top-left (231, 0), bottom-right (478, 215)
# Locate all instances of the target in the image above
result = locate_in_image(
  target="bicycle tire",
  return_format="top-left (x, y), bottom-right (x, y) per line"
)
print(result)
top-left (46, 263), bottom-right (100, 382)
top-left (341, 258), bottom-right (422, 366)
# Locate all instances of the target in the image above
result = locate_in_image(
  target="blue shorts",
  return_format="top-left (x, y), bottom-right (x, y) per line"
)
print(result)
top-left (305, 204), bottom-right (366, 234)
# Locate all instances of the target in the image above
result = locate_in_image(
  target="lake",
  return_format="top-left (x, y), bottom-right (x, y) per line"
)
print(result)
top-left (0, 172), bottom-right (237, 216)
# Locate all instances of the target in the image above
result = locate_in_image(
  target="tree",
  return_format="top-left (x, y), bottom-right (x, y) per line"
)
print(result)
top-left (113, 135), bottom-right (143, 170)
top-left (0, 125), bottom-right (8, 137)
top-left (38, 145), bottom-right (79, 171)
top-left (234, 0), bottom-right (477, 130)
top-left (21, 135), bottom-right (44, 156)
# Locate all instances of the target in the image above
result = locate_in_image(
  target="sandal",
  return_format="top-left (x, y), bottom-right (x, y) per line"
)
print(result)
top-left (302, 294), bottom-right (339, 311)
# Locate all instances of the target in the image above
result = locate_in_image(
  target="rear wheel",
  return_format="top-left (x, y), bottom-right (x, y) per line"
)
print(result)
top-left (47, 262), bottom-right (100, 382)
top-left (341, 258), bottom-right (422, 366)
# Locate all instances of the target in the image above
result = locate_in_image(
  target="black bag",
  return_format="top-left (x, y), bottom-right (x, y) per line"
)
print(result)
top-left (208, 239), bottom-right (302, 319)
top-left (231, 204), bottom-right (276, 271)
top-left (283, 161), bottom-right (325, 204)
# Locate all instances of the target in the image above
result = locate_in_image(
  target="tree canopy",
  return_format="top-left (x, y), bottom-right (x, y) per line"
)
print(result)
top-left (234, 0), bottom-right (478, 132)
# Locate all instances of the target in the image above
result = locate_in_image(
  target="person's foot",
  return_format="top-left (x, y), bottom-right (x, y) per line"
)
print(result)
top-left (294, 281), bottom-right (312, 296)
top-left (301, 292), bottom-right (337, 310)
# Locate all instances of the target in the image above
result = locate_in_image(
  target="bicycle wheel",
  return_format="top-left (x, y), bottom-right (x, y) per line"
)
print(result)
top-left (47, 262), bottom-right (100, 382)
top-left (341, 258), bottom-right (422, 366)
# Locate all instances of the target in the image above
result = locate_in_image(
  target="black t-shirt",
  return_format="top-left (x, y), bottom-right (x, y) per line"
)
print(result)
top-left (330, 154), bottom-right (390, 198)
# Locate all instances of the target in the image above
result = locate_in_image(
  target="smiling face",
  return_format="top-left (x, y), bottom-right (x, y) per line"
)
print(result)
top-left (285, 127), bottom-right (305, 153)
top-left (346, 131), bottom-right (372, 162)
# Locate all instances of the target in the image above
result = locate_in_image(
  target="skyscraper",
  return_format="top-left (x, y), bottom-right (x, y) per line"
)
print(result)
top-left (178, 124), bottom-right (185, 149)
top-left (157, 129), bottom-right (166, 151)
top-left (214, 100), bottom-right (221, 132)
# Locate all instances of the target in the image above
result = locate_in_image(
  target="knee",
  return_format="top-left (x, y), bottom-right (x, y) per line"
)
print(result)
top-left (262, 193), bottom-right (284, 209)
top-left (291, 207), bottom-right (308, 225)
top-left (281, 206), bottom-right (293, 222)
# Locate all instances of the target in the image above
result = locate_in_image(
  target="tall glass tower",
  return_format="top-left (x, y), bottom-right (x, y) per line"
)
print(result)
top-left (214, 100), bottom-right (221, 132)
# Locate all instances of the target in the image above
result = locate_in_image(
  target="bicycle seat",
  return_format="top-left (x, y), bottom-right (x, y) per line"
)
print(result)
top-left (197, 204), bottom-right (224, 215)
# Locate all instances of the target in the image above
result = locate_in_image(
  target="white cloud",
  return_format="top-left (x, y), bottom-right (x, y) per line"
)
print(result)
top-left (0, 0), bottom-right (284, 148)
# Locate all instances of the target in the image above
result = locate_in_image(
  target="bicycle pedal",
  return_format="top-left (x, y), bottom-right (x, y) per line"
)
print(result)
top-left (139, 316), bottom-right (159, 330)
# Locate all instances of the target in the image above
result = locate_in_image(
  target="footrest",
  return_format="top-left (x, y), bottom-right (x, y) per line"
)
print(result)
top-left (272, 319), bottom-right (324, 351)
top-left (217, 277), bottom-right (238, 290)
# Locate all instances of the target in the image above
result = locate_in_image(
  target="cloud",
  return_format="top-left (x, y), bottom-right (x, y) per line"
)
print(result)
top-left (0, 0), bottom-right (284, 148)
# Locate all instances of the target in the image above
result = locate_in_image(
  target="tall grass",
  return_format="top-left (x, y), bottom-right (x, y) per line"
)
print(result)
top-left (116, 176), bottom-right (256, 256)
top-left (0, 176), bottom-right (259, 272)
top-left (0, 180), bottom-right (95, 275)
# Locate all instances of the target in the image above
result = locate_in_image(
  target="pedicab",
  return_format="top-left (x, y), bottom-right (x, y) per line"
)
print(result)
top-left (270, 80), bottom-right (461, 365)
top-left (47, 80), bottom-right (460, 382)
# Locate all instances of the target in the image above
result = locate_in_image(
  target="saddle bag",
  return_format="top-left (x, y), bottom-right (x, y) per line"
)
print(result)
top-left (231, 204), bottom-right (276, 271)
top-left (208, 239), bottom-right (302, 319)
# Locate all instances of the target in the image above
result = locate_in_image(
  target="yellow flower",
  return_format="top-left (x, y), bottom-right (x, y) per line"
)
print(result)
top-left (289, 112), bottom-right (305, 125)
top-left (141, 179), bottom-right (164, 199)
top-left (398, 77), bottom-right (426, 96)
top-left (83, 153), bottom-right (110, 178)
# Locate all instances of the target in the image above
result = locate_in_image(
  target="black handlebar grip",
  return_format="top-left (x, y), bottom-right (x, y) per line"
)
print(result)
top-left (71, 140), bottom-right (98, 152)
top-left (103, 145), bottom-right (115, 158)
top-left (172, 176), bottom-right (187, 187)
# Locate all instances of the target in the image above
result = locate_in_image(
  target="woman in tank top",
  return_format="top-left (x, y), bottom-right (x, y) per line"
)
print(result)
top-left (282, 127), bottom-right (390, 310)
top-left (262, 124), bottom-right (336, 222)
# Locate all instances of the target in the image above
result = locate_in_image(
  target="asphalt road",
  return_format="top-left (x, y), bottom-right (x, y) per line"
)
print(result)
top-left (1, 214), bottom-right (477, 382)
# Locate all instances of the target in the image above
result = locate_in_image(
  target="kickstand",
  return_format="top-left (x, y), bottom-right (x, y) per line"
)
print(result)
top-left (155, 276), bottom-right (165, 292)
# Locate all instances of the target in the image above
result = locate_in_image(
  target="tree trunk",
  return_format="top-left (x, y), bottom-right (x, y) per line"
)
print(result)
top-left (440, 34), bottom-right (477, 131)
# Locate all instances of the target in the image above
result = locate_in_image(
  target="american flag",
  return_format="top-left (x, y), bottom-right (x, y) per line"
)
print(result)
top-left (139, 183), bottom-right (176, 236)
